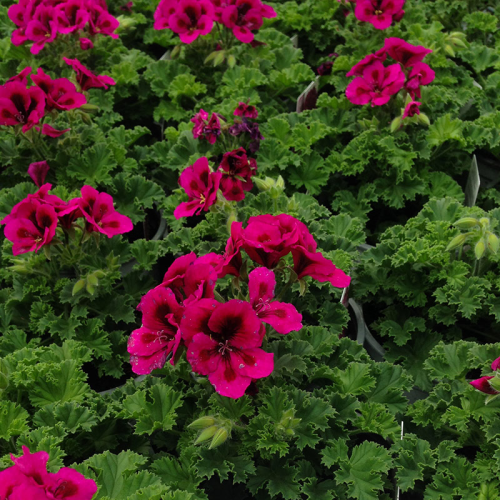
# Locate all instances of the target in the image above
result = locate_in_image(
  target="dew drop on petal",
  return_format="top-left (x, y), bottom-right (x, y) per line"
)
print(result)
top-left (239, 364), bottom-right (244, 369)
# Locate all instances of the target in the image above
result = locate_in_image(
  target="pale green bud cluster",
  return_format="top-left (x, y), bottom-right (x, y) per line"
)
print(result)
top-left (443, 32), bottom-right (468, 57)
top-left (275, 408), bottom-right (301, 437)
top-left (254, 175), bottom-right (285, 199)
top-left (188, 416), bottom-right (232, 449)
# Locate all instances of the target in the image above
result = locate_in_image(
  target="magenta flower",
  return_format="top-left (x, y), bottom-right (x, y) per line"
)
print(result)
top-left (153, 0), bottom-right (178, 29)
top-left (128, 286), bottom-right (184, 373)
top-left (220, 0), bottom-right (276, 44)
top-left (63, 58), bottom-right (116, 91)
top-left (234, 101), bottom-right (258, 119)
top-left (0, 446), bottom-right (97, 500)
top-left (87, 4), bottom-right (120, 39)
top-left (75, 185), bottom-right (133, 237)
top-left (182, 299), bottom-right (274, 398)
top-left (168, 0), bottom-right (214, 43)
top-left (174, 157), bottom-right (221, 219)
top-left (190, 109), bottom-right (221, 144)
top-left (218, 148), bottom-right (257, 202)
top-left (346, 48), bottom-right (387, 77)
top-left (79, 37), bottom-right (94, 50)
top-left (291, 247), bottom-right (351, 288)
top-left (0, 81), bottom-right (46, 133)
top-left (402, 101), bottom-right (421, 119)
top-left (354, 0), bottom-right (405, 30)
top-left (404, 62), bottom-right (435, 98)
top-left (317, 61), bottom-right (333, 76)
top-left (40, 124), bottom-right (71, 137)
top-left (54, 0), bottom-right (90, 34)
top-left (28, 160), bottom-right (50, 187)
top-left (470, 356), bottom-right (500, 395)
top-left (3, 199), bottom-right (58, 255)
top-left (31, 68), bottom-right (87, 112)
top-left (248, 267), bottom-right (302, 334)
top-left (218, 221), bottom-right (244, 277)
top-left (6, 66), bottom-right (32, 86)
top-left (346, 61), bottom-right (405, 106)
top-left (25, 5), bottom-right (58, 54)
top-left (384, 37), bottom-right (432, 67)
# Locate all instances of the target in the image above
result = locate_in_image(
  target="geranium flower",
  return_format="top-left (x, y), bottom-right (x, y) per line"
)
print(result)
top-left (317, 61), bottom-right (333, 76)
top-left (220, 0), bottom-right (276, 44)
top-left (234, 101), bottom-right (258, 118)
top-left (54, 0), bottom-right (90, 34)
top-left (174, 157), bottom-right (221, 219)
top-left (218, 221), bottom-right (244, 277)
top-left (154, 0), bottom-right (178, 29)
top-left (354, 0), bottom-right (405, 30)
top-left (79, 37), bottom-right (94, 50)
top-left (402, 101), bottom-right (421, 119)
top-left (291, 246), bottom-right (351, 288)
top-left (191, 108), bottom-right (209, 139)
top-left (248, 268), bottom-right (302, 334)
top-left (0, 81), bottom-right (46, 132)
top-left (63, 58), bottom-right (116, 91)
top-left (31, 68), bottom-right (87, 112)
top-left (168, 0), bottom-right (214, 43)
top-left (182, 299), bottom-right (274, 398)
top-left (25, 5), bottom-right (58, 54)
top-left (404, 62), bottom-right (435, 98)
top-left (128, 286), bottom-right (184, 373)
top-left (6, 66), bottom-right (32, 86)
top-left (346, 61), bottom-right (405, 106)
top-left (87, 4), bottom-right (120, 39)
top-left (3, 199), bottom-right (58, 255)
top-left (40, 124), bottom-right (71, 137)
top-left (384, 37), bottom-right (432, 67)
top-left (28, 160), bottom-right (50, 187)
top-left (346, 48), bottom-right (387, 77)
top-left (0, 446), bottom-right (97, 500)
top-left (75, 185), bottom-right (133, 237)
top-left (218, 148), bottom-right (257, 202)
top-left (470, 356), bottom-right (500, 395)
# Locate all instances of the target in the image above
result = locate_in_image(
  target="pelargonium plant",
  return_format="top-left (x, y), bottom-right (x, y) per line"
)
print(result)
top-left (1, 181), bottom-right (133, 255)
top-left (0, 446), bottom-right (97, 499)
top-left (7, 0), bottom-right (119, 54)
top-left (354, 0), bottom-right (405, 30)
top-left (128, 214), bottom-right (351, 398)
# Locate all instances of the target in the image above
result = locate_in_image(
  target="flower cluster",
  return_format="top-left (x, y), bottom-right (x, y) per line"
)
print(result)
top-left (8, 0), bottom-right (119, 54)
top-left (354, 0), bottom-right (405, 30)
top-left (192, 102), bottom-right (264, 152)
top-left (470, 356), bottom-right (500, 399)
top-left (154, 0), bottom-right (276, 45)
top-left (0, 446), bottom-right (97, 500)
top-left (128, 215), bottom-right (350, 398)
top-left (346, 38), bottom-right (435, 110)
top-left (0, 66), bottom-right (87, 136)
top-left (1, 181), bottom-right (133, 255)
top-left (63, 58), bottom-right (116, 91)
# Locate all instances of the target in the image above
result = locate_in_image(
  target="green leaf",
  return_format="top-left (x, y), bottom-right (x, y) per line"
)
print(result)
top-left (33, 401), bottom-right (98, 433)
top-left (0, 401), bottom-right (29, 440)
top-left (67, 144), bottom-right (117, 185)
top-left (247, 458), bottom-right (300, 500)
top-left (427, 114), bottom-right (464, 148)
top-left (288, 153), bottom-right (329, 194)
top-left (334, 362), bottom-right (376, 396)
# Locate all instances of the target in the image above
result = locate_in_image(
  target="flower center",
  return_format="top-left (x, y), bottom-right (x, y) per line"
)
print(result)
top-left (254, 298), bottom-right (269, 314)
top-left (218, 340), bottom-right (232, 356)
top-left (374, 9), bottom-right (383, 14)
top-left (199, 194), bottom-right (206, 205)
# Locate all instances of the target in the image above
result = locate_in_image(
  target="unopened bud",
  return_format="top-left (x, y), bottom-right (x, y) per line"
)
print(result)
top-left (170, 44), bottom-right (181, 59)
top-left (446, 233), bottom-right (468, 251)
top-left (417, 113), bottom-right (430, 126)
top-left (254, 176), bottom-right (274, 192)
top-left (390, 116), bottom-right (402, 133)
top-left (227, 55), bottom-right (236, 68)
top-left (475, 240), bottom-right (486, 259)
top-left (454, 217), bottom-right (478, 230)
top-left (487, 233), bottom-right (499, 254)
top-left (444, 45), bottom-right (455, 57)
top-left (479, 218), bottom-right (490, 228)
top-left (276, 175), bottom-right (285, 190)
top-left (209, 427), bottom-right (229, 449)
top-left (87, 274), bottom-right (99, 287)
top-left (189, 416), bottom-right (216, 430)
top-left (195, 425), bottom-right (218, 444)
top-left (72, 279), bottom-right (86, 296)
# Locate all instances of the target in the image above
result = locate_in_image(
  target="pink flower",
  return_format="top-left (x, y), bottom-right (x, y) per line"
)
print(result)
top-left (0, 81), bottom-right (46, 133)
top-left (31, 68), bottom-right (87, 112)
top-left (346, 61), bottom-right (405, 106)
top-left (402, 101), bottom-right (421, 119)
top-left (87, 4), bottom-right (120, 39)
top-left (168, 0), bottom-right (214, 43)
top-left (470, 356), bottom-right (500, 395)
top-left (234, 101), bottom-right (258, 118)
top-left (317, 61), bottom-right (333, 76)
top-left (191, 108), bottom-right (209, 138)
top-left (220, 0), bottom-right (276, 44)
top-left (492, 356), bottom-right (500, 371)
top-left (384, 37), bottom-right (432, 67)
top-left (6, 66), bottom-right (32, 86)
top-left (346, 48), bottom-right (387, 77)
top-left (0, 446), bottom-right (97, 500)
top-left (128, 286), bottom-right (184, 373)
top-left (218, 221), bottom-right (244, 277)
top-left (63, 58), bottom-right (116, 91)
top-left (79, 37), bottom-right (94, 50)
top-left (40, 124), bottom-right (71, 137)
top-left (120, 1), bottom-right (134, 12)
top-left (248, 268), bottom-right (302, 334)
top-left (174, 157), bottom-right (221, 219)
top-left (182, 299), bottom-right (274, 398)
top-left (75, 185), bottom-right (133, 237)
top-left (25, 5), bottom-right (58, 54)
top-left (291, 247), bottom-right (351, 288)
top-left (354, 0), bottom-right (405, 30)
top-left (218, 148), bottom-right (257, 202)
top-left (54, 0), bottom-right (89, 34)
top-left (404, 62), bottom-right (435, 98)
top-left (3, 199), bottom-right (58, 255)
top-left (153, 0), bottom-right (178, 30)
top-left (190, 109), bottom-right (221, 144)
top-left (28, 160), bottom-right (50, 187)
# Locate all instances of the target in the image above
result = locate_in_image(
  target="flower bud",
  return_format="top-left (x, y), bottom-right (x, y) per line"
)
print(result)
top-left (209, 427), bottom-right (229, 449)
top-left (390, 116), bottom-right (402, 133)
top-left (194, 425), bottom-right (218, 444)
top-left (479, 217), bottom-right (490, 228)
top-left (227, 55), bottom-right (236, 68)
top-left (189, 416), bottom-right (216, 430)
top-left (444, 44), bottom-right (455, 57)
top-left (454, 217), bottom-right (478, 230)
top-left (72, 279), bottom-right (86, 296)
top-left (475, 239), bottom-right (486, 260)
top-left (446, 233), bottom-right (468, 251)
top-left (276, 175), bottom-right (285, 190)
top-left (254, 176), bottom-right (274, 192)
top-left (487, 233), bottom-right (499, 254)
top-left (417, 113), bottom-right (430, 126)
